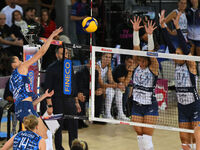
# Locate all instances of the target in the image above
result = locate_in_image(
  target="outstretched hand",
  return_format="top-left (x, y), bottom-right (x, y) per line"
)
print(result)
top-left (159, 10), bottom-right (166, 28)
top-left (50, 27), bottom-right (63, 38)
top-left (44, 89), bottom-right (54, 97)
top-left (130, 16), bottom-right (143, 31)
top-left (172, 12), bottom-right (181, 29)
top-left (145, 20), bottom-right (157, 35)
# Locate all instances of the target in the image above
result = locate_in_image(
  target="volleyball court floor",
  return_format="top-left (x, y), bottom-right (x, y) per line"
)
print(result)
top-left (0, 116), bottom-right (180, 150)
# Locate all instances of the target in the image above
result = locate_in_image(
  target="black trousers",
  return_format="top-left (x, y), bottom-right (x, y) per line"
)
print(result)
top-left (95, 94), bottom-right (104, 117)
top-left (53, 97), bottom-right (78, 150)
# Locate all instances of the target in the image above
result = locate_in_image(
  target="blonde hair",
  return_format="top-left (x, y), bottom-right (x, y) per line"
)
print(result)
top-left (71, 139), bottom-right (88, 150)
top-left (23, 115), bottom-right (38, 131)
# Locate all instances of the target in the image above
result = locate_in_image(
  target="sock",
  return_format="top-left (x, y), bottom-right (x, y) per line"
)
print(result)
top-left (45, 130), bottom-right (53, 150)
top-left (105, 88), bottom-right (115, 117)
top-left (115, 88), bottom-right (124, 117)
top-left (181, 144), bottom-right (191, 150)
top-left (143, 134), bottom-right (154, 150)
top-left (189, 144), bottom-right (196, 150)
top-left (137, 135), bottom-right (144, 150)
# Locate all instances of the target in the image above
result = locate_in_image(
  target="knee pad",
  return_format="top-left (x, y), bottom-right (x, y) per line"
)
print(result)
top-left (143, 134), bottom-right (153, 150)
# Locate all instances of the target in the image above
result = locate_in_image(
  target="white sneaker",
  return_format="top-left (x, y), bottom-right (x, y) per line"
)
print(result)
top-left (117, 114), bottom-right (130, 121)
top-left (103, 114), bottom-right (114, 119)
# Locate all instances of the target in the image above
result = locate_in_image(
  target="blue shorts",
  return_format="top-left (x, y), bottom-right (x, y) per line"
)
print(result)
top-left (15, 101), bottom-right (39, 122)
top-left (188, 39), bottom-right (200, 47)
top-left (178, 100), bottom-right (200, 123)
top-left (131, 99), bottom-right (159, 116)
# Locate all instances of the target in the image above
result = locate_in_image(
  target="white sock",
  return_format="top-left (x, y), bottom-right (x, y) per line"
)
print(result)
top-left (143, 134), bottom-right (154, 150)
top-left (45, 130), bottom-right (53, 150)
top-left (105, 88), bottom-right (115, 117)
top-left (189, 144), bottom-right (196, 150)
top-left (137, 135), bottom-right (144, 150)
top-left (115, 88), bottom-right (124, 117)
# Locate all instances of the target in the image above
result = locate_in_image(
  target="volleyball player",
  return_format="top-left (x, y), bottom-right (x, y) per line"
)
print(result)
top-left (2, 115), bottom-right (46, 150)
top-left (185, 0), bottom-right (200, 56)
top-left (165, 0), bottom-right (188, 47)
top-left (96, 53), bottom-right (129, 121)
top-left (160, 10), bottom-right (200, 150)
top-left (5, 27), bottom-right (63, 150)
top-left (130, 16), bottom-right (159, 150)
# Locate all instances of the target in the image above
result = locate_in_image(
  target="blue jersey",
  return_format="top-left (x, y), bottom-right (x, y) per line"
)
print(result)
top-left (71, 2), bottom-right (90, 34)
top-left (13, 130), bottom-right (42, 150)
top-left (9, 69), bottom-right (38, 106)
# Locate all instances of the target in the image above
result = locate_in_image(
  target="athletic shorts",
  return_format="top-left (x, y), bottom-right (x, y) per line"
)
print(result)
top-left (15, 101), bottom-right (39, 122)
top-left (131, 99), bottom-right (158, 116)
top-left (178, 100), bottom-right (200, 123)
top-left (188, 39), bottom-right (200, 47)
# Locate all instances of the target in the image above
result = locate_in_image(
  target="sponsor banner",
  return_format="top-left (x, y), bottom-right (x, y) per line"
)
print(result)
top-left (63, 59), bottom-right (72, 95)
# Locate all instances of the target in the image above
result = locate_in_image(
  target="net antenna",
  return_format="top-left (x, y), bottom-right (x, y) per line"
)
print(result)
top-left (89, 45), bottom-right (200, 134)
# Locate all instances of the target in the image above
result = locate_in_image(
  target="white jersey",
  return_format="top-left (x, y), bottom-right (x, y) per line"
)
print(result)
top-left (1, 5), bottom-right (23, 27)
top-left (175, 63), bottom-right (198, 105)
top-left (173, 9), bottom-right (188, 40)
top-left (132, 66), bottom-right (157, 105)
top-left (97, 61), bottom-right (108, 83)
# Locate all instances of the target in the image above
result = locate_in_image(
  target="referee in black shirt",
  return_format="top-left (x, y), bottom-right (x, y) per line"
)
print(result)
top-left (44, 46), bottom-right (79, 150)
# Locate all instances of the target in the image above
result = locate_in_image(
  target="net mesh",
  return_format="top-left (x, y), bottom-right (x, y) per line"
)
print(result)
top-left (90, 46), bottom-right (200, 133)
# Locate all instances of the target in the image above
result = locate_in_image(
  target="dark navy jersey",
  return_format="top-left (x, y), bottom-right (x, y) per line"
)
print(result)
top-left (13, 130), bottom-right (42, 150)
top-left (186, 8), bottom-right (200, 40)
top-left (9, 69), bottom-right (38, 106)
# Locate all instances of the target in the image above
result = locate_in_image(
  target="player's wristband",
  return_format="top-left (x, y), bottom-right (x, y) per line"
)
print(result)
top-left (148, 34), bottom-right (154, 50)
top-left (47, 105), bottom-right (53, 108)
top-left (133, 31), bottom-right (140, 46)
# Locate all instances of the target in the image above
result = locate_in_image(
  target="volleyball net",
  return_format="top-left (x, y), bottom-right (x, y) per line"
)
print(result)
top-left (89, 45), bottom-right (200, 133)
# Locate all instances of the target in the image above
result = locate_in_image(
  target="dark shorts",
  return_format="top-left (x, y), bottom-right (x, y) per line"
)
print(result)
top-left (131, 100), bottom-right (159, 116)
top-left (178, 100), bottom-right (200, 123)
top-left (188, 39), bottom-right (200, 47)
top-left (15, 101), bottom-right (39, 122)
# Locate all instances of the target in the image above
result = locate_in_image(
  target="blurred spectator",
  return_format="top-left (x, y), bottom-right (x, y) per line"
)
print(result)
top-left (24, 7), bottom-right (37, 25)
top-left (1, 0), bottom-right (23, 27)
top-left (0, 13), bottom-right (23, 58)
top-left (75, 60), bottom-right (103, 128)
top-left (165, 0), bottom-right (188, 48)
top-left (40, 9), bottom-right (56, 38)
top-left (39, 0), bottom-right (56, 21)
top-left (11, 10), bottom-right (28, 41)
top-left (24, 7), bottom-right (44, 38)
top-left (71, 139), bottom-right (88, 150)
top-left (112, 55), bottom-right (134, 116)
top-left (185, 0), bottom-right (200, 56)
top-left (70, 0), bottom-right (90, 45)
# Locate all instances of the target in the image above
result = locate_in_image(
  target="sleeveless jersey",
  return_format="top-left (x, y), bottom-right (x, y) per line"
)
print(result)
top-left (173, 9), bottom-right (188, 40)
top-left (186, 8), bottom-right (200, 41)
top-left (9, 69), bottom-right (38, 106)
top-left (97, 61), bottom-right (108, 83)
top-left (132, 66), bottom-right (157, 105)
top-left (175, 63), bottom-right (199, 105)
top-left (13, 130), bottom-right (42, 150)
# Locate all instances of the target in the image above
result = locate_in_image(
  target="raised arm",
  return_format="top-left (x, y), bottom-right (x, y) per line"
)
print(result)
top-left (19, 27), bottom-right (63, 74)
top-left (173, 12), bottom-right (196, 74)
top-left (173, 12), bottom-right (190, 55)
top-left (145, 20), bottom-right (159, 76)
top-left (160, 10), bottom-right (176, 54)
top-left (130, 16), bottom-right (143, 50)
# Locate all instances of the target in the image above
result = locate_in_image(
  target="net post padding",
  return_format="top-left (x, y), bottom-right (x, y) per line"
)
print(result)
top-left (90, 45), bottom-right (199, 133)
